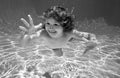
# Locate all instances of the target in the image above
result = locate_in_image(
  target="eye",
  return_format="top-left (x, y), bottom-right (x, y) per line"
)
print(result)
top-left (46, 22), bottom-right (50, 25)
top-left (54, 24), bottom-right (59, 26)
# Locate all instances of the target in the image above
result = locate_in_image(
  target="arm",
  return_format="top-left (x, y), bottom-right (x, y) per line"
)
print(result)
top-left (72, 29), bottom-right (98, 55)
top-left (72, 29), bottom-right (97, 42)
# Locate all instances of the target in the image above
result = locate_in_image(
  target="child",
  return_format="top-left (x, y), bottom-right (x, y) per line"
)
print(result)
top-left (19, 6), bottom-right (97, 57)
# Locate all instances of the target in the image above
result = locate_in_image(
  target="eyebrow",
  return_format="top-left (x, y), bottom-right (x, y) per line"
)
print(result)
top-left (46, 22), bottom-right (60, 25)
top-left (54, 23), bottom-right (60, 25)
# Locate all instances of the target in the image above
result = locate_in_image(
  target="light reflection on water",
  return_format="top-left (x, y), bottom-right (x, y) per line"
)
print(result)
top-left (0, 32), bottom-right (120, 78)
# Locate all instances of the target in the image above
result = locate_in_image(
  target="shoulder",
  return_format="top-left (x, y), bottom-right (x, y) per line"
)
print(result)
top-left (64, 29), bottom-right (80, 40)
top-left (72, 29), bottom-right (80, 33)
top-left (71, 29), bottom-right (90, 40)
top-left (72, 29), bottom-right (88, 35)
top-left (71, 29), bottom-right (82, 37)
top-left (72, 29), bottom-right (91, 37)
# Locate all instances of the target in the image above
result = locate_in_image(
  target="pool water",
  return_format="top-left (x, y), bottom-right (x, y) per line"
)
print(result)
top-left (0, 32), bottom-right (120, 78)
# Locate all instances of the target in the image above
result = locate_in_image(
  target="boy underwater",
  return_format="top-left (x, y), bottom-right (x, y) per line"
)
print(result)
top-left (19, 6), bottom-right (97, 57)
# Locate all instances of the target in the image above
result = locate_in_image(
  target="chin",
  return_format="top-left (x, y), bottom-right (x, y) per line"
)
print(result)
top-left (51, 35), bottom-right (60, 38)
top-left (51, 35), bottom-right (58, 38)
top-left (48, 33), bottom-right (56, 37)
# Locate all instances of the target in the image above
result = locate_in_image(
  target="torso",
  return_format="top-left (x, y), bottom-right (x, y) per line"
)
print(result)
top-left (40, 30), bottom-right (73, 49)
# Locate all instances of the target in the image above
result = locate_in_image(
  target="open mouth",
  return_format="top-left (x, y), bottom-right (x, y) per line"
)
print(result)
top-left (48, 30), bottom-right (56, 33)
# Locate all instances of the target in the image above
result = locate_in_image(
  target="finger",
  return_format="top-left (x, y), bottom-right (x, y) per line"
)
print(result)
top-left (36, 30), bottom-right (41, 37)
top-left (21, 18), bottom-right (30, 27)
top-left (30, 34), bottom-right (36, 39)
top-left (19, 26), bottom-right (27, 32)
top-left (28, 14), bottom-right (34, 26)
top-left (23, 35), bottom-right (30, 40)
top-left (19, 31), bottom-right (25, 39)
top-left (35, 23), bottom-right (42, 29)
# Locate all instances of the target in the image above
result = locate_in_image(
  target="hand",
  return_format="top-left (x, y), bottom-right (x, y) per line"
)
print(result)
top-left (82, 33), bottom-right (97, 42)
top-left (19, 14), bottom-right (42, 39)
top-left (88, 33), bottom-right (97, 42)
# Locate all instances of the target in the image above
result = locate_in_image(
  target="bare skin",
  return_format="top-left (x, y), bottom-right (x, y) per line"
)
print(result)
top-left (19, 15), bottom-right (97, 56)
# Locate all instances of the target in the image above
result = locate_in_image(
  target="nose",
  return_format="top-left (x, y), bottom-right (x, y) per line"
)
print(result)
top-left (49, 25), bottom-right (54, 29)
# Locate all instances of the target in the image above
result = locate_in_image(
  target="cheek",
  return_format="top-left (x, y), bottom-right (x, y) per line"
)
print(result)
top-left (57, 29), bottom-right (63, 33)
top-left (60, 27), bottom-right (64, 32)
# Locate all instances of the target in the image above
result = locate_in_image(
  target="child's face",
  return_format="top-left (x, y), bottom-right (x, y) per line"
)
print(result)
top-left (45, 18), bottom-right (64, 38)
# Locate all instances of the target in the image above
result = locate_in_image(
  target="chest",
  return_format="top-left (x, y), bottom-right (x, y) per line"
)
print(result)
top-left (41, 30), bottom-right (72, 48)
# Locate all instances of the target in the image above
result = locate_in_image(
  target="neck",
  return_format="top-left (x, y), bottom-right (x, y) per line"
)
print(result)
top-left (53, 33), bottom-right (67, 40)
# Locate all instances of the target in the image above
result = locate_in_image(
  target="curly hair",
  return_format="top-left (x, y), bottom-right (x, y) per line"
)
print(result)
top-left (41, 6), bottom-right (75, 33)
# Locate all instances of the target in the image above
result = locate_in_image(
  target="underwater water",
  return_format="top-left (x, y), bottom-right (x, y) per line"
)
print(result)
top-left (0, 19), bottom-right (120, 78)
top-left (0, 0), bottom-right (120, 77)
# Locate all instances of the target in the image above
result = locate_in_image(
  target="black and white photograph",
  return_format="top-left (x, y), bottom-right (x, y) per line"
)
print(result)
top-left (0, 0), bottom-right (120, 78)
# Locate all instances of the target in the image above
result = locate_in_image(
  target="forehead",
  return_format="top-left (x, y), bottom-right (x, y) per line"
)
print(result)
top-left (45, 18), bottom-right (59, 24)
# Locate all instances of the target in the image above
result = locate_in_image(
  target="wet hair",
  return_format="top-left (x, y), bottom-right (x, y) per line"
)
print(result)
top-left (41, 6), bottom-right (75, 33)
